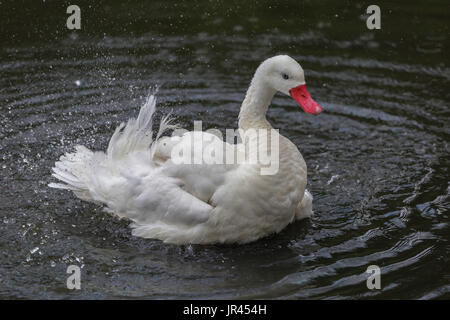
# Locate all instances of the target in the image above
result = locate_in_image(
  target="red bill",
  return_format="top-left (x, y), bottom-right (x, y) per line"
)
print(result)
top-left (289, 84), bottom-right (323, 115)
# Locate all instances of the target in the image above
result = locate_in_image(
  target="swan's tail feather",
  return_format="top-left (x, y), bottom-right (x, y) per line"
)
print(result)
top-left (49, 94), bottom-right (174, 205)
top-left (150, 112), bottom-right (179, 159)
top-left (49, 145), bottom-right (97, 202)
top-left (107, 94), bottom-right (157, 161)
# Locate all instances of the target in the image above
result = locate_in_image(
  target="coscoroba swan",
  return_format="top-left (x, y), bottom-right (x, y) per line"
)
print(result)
top-left (50, 55), bottom-right (323, 244)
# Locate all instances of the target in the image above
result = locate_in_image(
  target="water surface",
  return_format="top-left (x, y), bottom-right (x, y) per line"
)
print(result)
top-left (0, 0), bottom-right (449, 299)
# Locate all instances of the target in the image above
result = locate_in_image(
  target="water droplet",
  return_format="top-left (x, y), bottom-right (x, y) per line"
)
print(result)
top-left (327, 175), bottom-right (340, 185)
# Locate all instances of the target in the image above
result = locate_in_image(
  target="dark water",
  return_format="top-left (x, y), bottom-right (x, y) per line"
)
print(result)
top-left (1, 1), bottom-right (449, 299)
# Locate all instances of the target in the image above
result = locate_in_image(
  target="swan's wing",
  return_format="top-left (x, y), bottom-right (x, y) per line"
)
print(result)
top-left (54, 148), bottom-right (213, 226)
top-left (155, 131), bottom-right (243, 203)
top-left (115, 160), bottom-right (214, 226)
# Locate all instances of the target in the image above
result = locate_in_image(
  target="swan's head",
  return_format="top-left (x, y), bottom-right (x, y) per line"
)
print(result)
top-left (257, 55), bottom-right (323, 115)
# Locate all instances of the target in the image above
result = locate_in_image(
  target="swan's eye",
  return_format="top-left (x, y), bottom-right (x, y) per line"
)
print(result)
top-left (282, 73), bottom-right (289, 80)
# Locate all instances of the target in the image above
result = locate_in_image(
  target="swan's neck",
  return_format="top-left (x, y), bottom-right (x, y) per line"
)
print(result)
top-left (238, 76), bottom-right (276, 130)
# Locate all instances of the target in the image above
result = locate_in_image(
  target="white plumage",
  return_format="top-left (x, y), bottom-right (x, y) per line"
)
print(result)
top-left (50, 55), bottom-right (321, 244)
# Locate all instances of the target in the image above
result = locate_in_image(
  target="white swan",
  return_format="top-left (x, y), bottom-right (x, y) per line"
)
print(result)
top-left (49, 55), bottom-right (323, 244)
